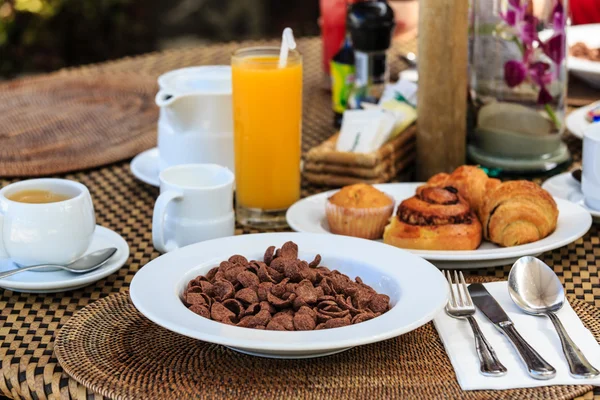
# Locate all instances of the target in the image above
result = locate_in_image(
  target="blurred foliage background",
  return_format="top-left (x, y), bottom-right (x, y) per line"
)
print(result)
top-left (0, 0), bottom-right (319, 78)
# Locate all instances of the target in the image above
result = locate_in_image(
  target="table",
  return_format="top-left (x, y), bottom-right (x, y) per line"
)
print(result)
top-left (0, 37), bottom-right (599, 400)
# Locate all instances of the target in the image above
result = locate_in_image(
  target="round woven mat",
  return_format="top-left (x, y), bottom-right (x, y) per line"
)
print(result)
top-left (0, 72), bottom-right (158, 176)
top-left (54, 292), bottom-right (596, 400)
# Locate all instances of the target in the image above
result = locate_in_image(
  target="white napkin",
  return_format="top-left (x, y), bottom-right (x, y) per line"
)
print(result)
top-left (336, 109), bottom-right (396, 153)
top-left (433, 281), bottom-right (600, 390)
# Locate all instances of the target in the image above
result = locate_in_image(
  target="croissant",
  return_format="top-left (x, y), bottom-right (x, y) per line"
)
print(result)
top-left (383, 186), bottom-right (482, 250)
top-left (425, 166), bottom-right (558, 247)
top-left (479, 180), bottom-right (558, 247)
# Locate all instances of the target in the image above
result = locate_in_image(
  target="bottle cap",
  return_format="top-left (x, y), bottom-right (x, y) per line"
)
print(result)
top-left (347, 1), bottom-right (395, 52)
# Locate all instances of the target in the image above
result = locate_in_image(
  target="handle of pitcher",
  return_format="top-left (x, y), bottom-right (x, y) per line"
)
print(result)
top-left (152, 190), bottom-right (183, 253)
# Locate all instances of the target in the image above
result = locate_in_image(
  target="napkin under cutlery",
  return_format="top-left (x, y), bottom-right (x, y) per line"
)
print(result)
top-left (433, 281), bottom-right (600, 390)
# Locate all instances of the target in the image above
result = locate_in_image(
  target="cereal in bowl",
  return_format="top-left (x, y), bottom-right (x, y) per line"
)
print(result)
top-left (182, 241), bottom-right (391, 330)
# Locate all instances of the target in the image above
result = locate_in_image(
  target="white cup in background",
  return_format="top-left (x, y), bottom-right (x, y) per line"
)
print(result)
top-left (0, 179), bottom-right (96, 266)
top-left (582, 123), bottom-right (600, 210)
top-left (152, 164), bottom-right (235, 253)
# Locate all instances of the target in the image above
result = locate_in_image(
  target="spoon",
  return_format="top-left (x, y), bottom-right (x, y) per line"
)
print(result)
top-left (509, 256), bottom-right (600, 378)
top-left (0, 248), bottom-right (117, 280)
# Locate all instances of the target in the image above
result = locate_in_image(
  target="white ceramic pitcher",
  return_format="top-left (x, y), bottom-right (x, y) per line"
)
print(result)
top-left (155, 66), bottom-right (234, 173)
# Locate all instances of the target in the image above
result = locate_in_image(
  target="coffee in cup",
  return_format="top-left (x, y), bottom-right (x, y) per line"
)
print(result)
top-left (7, 189), bottom-right (71, 204)
top-left (0, 179), bottom-right (96, 266)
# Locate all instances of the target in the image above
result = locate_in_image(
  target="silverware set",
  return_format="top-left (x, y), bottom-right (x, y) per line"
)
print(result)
top-left (443, 256), bottom-right (600, 380)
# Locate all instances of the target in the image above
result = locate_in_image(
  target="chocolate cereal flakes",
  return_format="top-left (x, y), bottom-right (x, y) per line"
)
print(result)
top-left (182, 241), bottom-right (391, 331)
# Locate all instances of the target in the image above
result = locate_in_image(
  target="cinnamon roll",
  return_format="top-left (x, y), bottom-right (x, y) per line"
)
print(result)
top-left (425, 166), bottom-right (501, 220)
top-left (425, 166), bottom-right (558, 247)
top-left (383, 186), bottom-right (482, 250)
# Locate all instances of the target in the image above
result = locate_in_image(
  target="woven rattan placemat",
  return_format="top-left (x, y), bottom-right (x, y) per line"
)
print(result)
top-left (0, 37), bottom-right (414, 179)
top-left (0, 72), bottom-right (158, 177)
top-left (54, 291), bottom-right (595, 400)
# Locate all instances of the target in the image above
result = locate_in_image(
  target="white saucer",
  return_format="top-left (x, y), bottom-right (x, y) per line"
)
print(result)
top-left (286, 183), bottom-right (592, 269)
top-left (0, 225), bottom-right (129, 293)
top-left (566, 103), bottom-right (598, 140)
top-left (542, 172), bottom-right (600, 221)
top-left (131, 147), bottom-right (159, 187)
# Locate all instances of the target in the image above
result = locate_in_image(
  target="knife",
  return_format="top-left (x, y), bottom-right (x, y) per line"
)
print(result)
top-left (468, 283), bottom-right (556, 380)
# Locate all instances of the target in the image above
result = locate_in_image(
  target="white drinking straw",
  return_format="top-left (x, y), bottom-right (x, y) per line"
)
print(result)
top-left (278, 27), bottom-right (297, 68)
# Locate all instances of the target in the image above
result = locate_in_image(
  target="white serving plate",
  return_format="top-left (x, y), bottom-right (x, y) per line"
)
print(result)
top-left (130, 232), bottom-right (448, 359)
top-left (567, 24), bottom-right (600, 88)
top-left (286, 183), bottom-right (592, 269)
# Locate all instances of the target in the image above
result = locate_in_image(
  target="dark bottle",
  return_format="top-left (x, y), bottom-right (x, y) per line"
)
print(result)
top-left (330, 33), bottom-right (356, 128)
top-left (346, 0), bottom-right (395, 109)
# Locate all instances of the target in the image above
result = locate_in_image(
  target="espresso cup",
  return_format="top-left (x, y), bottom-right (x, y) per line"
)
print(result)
top-left (152, 164), bottom-right (235, 253)
top-left (0, 179), bottom-right (96, 266)
top-left (582, 123), bottom-right (600, 210)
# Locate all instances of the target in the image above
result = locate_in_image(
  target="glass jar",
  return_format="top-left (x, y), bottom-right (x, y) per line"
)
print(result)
top-left (468, 0), bottom-right (570, 175)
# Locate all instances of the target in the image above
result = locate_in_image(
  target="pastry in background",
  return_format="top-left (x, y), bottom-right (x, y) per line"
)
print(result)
top-left (425, 165), bottom-right (558, 247)
top-left (326, 183), bottom-right (395, 239)
top-left (479, 180), bottom-right (558, 247)
top-left (383, 186), bottom-right (482, 250)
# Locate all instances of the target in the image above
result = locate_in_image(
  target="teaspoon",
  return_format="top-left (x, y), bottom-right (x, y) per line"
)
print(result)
top-left (508, 256), bottom-right (600, 378)
top-left (0, 248), bottom-right (117, 280)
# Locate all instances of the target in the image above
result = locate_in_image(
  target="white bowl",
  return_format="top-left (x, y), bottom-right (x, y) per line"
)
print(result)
top-left (130, 232), bottom-right (448, 359)
top-left (567, 24), bottom-right (600, 88)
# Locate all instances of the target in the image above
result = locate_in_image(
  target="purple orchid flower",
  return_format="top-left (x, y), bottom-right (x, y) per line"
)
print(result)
top-left (520, 14), bottom-right (539, 45)
top-left (543, 33), bottom-right (565, 65)
top-left (501, 9), bottom-right (518, 26)
top-left (552, 2), bottom-right (565, 32)
top-left (537, 86), bottom-right (553, 105)
top-left (501, 0), bottom-right (525, 27)
top-left (542, 2), bottom-right (566, 66)
top-left (504, 60), bottom-right (527, 87)
top-left (498, 0), bottom-right (564, 127)
top-left (529, 61), bottom-right (553, 86)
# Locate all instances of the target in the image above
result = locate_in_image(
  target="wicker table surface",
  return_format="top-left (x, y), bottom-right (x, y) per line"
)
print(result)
top-left (0, 37), bottom-right (599, 399)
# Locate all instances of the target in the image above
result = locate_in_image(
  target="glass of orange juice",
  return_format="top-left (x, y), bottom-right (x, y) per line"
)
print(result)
top-left (232, 47), bottom-right (303, 228)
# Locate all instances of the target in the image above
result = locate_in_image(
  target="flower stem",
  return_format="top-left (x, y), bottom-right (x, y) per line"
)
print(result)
top-left (512, 36), bottom-right (525, 55)
top-left (545, 104), bottom-right (561, 129)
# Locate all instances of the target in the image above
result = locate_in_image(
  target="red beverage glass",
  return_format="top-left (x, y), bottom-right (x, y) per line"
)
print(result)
top-left (319, 0), bottom-right (348, 75)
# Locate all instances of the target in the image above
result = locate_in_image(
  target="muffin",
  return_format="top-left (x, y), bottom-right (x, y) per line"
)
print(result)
top-left (326, 184), bottom-right (395, 239)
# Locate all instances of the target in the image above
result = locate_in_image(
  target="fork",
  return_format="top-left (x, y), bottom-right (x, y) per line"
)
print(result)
top-left (444, 270), bottom-right (508, 376)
